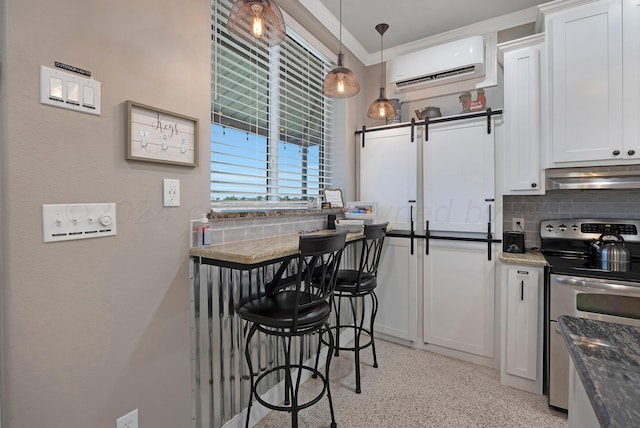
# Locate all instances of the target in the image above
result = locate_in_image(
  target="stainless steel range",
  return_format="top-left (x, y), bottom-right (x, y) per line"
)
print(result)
top-left (541, 218), bottom-right (640, 411)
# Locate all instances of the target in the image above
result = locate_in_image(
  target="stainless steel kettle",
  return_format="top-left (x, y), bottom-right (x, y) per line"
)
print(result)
top-left (590, 232), bottom-right (631, 271)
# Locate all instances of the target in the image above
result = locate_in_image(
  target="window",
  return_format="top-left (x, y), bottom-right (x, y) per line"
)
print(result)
top-left (211, 0), bottom-right (334, 206)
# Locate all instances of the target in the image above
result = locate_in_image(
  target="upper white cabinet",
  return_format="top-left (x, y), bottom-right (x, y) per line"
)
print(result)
top-left (424, 118), bottom-right (495, 233)
top-left (623, 0), bottom-right (640, 157)
top-left (499, 34), bottom-right (545, 194)
top-left (542, 0), bottom-right (640, 166)
top-left (360, 127), bottom-right (417, 230)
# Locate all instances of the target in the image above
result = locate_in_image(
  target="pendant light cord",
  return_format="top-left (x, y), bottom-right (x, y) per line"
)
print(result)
top-left (339, 0), bottom-right (343, 55)
top-left (380, 30), bottom-right (384, 88)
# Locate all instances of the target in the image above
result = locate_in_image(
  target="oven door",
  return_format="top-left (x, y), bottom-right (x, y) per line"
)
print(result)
top-left (548, 274), bottom-right (640, 410)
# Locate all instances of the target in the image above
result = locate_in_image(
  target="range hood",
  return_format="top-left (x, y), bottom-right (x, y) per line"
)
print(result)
top-left (546, 168), bottom-right (640, 190)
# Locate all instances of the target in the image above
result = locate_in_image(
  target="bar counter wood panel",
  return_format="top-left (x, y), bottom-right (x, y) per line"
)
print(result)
top-left (189, 231), bottom-right (362, 428)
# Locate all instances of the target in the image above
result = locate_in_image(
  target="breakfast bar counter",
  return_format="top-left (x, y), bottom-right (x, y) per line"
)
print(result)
top-left (189, 229), bottom-right (362, 428)
top-left (190, 229), bottom-right (362, 267)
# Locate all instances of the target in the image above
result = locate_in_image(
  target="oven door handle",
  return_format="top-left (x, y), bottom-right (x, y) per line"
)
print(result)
top-left (554, 277), bottom-right (586, 287)
top-left (555, 275), bottom-right (640, 294)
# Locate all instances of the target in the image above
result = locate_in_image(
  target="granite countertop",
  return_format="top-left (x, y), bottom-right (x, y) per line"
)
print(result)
top-left (499, 250), bottom-right (547, 267)
top-left (558, 315), bottom-right (640, 428)
top-left (190, 229), bottom-right (363, 267)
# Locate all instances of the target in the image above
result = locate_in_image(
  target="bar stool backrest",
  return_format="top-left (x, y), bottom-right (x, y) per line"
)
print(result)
top-left (355, 222), bottom-right (389, 290)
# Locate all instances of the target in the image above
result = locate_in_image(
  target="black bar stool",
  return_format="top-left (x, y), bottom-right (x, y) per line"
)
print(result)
top-left (319, 222), bottom-right (388, 393)
top-left (237, 232), bottom-right (347, 428)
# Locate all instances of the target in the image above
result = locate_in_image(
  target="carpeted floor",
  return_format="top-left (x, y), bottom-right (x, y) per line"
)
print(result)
top-left (255, 339), bottom-right (567, 428)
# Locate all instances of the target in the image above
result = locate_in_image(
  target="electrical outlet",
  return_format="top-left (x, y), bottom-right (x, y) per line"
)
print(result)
top-left (116, 409), bottom-right (138, 428)
top-left (163, 178), bottom-right (180, 207)
top-left (512, 217), bottom-right (525, 231)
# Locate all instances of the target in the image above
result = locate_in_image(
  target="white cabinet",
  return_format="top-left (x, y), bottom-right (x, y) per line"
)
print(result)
top-left (360, 127), bottom-right (417, 230)
top-left (499, 34), bottom-right (545, 194)
top-left (500, 263), bottom-right (543, 394)
top-left (568, 360), bottom-right (600, 428)
top-left (360, 126), bottom-right (419, 342)
top-left (424, 241), bottom-right (495, 358)
top-left (623, 0), bottom-right (640, 157)
top-left (543, 0), bottom-right (640, 165)
top-left (424, 118), bottom-right (495, 233)
top-left (375, 237), bottom-right (418, 341)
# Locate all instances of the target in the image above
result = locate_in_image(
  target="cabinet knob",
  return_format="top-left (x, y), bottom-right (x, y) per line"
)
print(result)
top-left (613, 149), bottom-right (621, 156)
top-left (531, 183), bottom-right (537, 188)
top-left (629, 150), bottom-right (636, 156)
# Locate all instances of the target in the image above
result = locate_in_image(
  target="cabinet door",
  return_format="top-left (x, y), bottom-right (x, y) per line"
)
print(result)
top-left (506, 268), bottom-right (539, 380)
top-left (424, 118), bottom-right (495, 233)
top-left (623, 0), bottom-right (640, 160)
top-left (503, 42), bottom-right (543, 193)
top-left (568, 360), bottom-right (601, 428)
top-left (424, 241), bottom-right (495, 357)
top-left (548, 0), bottom-right (623, 163)
top-left (360, 127), bottom-right (417, 230)
top-left (374, 236), bottom-right (418, 341)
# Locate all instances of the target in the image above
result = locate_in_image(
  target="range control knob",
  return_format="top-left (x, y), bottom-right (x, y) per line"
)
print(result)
top-left (571, 224), bottom-right (579, 231)
top-left (559, 224), bottom-right (567, 231)
top-left (545, 224), bottom-right (554, 232)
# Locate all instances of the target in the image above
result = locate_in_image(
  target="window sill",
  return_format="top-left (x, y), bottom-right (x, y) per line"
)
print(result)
top-left (207, 207), bottom-right (344, 220)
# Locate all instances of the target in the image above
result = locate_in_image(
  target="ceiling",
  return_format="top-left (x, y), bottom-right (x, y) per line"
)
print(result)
top-left (299, 0), bottom-right (549, 64)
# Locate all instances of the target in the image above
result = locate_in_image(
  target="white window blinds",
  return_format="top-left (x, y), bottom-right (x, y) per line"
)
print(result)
top-left (211, 0), bottom-right (334, 205)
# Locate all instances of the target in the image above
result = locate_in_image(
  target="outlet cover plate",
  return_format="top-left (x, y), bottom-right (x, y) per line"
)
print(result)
top-left (512, 217), bottom-right (525, 231)
top-left (116, 409), bottom-right (138, 428)
top-left (163, 178), bottom-right (180, 207)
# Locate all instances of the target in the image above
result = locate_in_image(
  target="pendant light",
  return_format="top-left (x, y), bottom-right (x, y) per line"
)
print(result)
top-left (367, 23), bottom-right (396, 120)
top-left (322, 0), bottom-right (360, 98)
top-left (227, 0), bottom-right (286, 47)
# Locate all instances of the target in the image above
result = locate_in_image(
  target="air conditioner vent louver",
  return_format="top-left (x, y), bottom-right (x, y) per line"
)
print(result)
top-left (394, 65), bottom-right (479, 88)
top-left (389, 36), bottom-right (485, 92)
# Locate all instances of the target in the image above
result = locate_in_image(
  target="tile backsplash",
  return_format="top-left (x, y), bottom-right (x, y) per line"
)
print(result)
top-left (202, 213), bottom-right (332, 246)
top-left (503, 189), bottom-right (640, 250)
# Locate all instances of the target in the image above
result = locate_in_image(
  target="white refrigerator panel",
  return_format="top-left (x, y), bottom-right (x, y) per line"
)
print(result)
top-left (424, 118), bottom-right (495, 233)
top-left (424, 240), bottom-right (496, 357)
top-left (360, 127), bottom-right (418, 230)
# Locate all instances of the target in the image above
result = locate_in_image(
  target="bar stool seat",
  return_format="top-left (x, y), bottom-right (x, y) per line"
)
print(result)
top-left (238, 291), bottom-right (331, 327)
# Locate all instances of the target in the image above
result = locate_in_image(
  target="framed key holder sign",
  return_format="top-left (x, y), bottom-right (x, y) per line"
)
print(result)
top-left (126, 100), bottom-right (198, 167)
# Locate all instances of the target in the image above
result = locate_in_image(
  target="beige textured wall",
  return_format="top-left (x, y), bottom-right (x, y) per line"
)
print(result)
top-left (1, 0), bottom-right (211, 426)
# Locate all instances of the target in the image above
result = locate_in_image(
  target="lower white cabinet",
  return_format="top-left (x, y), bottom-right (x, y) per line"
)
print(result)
top-left (375, 236), bottom-right (418, 342)
top-left (500, 263), bottom-right (543, 394)
top-left (424, 241), bottom-right (496, 358)
top-left (568, 359), bottom-right (600, 428)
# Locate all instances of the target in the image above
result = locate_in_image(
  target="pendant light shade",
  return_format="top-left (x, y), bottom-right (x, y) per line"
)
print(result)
top-left (227, 0), bottom-right (286, 47)
top-left (322, 0), bottom-right (360, 98)
top-left (367, 88), bottom-right (396, 119)
top-left (367, 23), bottom-right (396, 120)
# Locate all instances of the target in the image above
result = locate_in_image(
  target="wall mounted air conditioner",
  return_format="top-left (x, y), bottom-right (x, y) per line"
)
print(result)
top-left (389, 36), bottom-right (485, 92)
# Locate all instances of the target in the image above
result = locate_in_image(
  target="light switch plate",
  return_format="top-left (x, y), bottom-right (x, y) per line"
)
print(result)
top-left (163, 179), bottom-right (180, 207)
top-left (39, 65), bottom-right (101, 115)
top-left (43, 203), bottom-right (116, 242)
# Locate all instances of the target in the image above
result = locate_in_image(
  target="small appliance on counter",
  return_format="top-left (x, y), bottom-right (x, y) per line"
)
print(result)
top-left (503, 231), bottom-right (525, 253)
